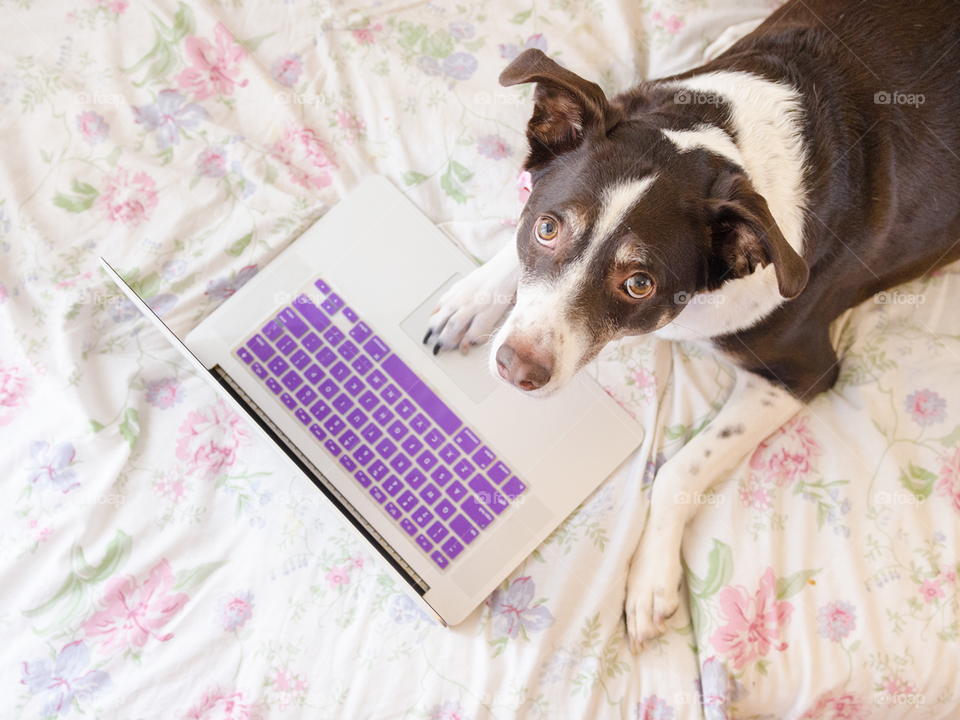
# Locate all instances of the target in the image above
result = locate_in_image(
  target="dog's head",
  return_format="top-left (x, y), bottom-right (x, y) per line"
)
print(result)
top-left (490, 49), bottom-right (808, 396)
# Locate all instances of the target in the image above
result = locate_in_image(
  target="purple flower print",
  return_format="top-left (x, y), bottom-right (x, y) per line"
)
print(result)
top-left (477, 134), bottom-right (511, 160)
top-left (636, 695), bottom-right (674, 720)
top-left (905, 389), bottom-right (947, 426)
top-left (698, 656), bottom-right (746, 720)
top-left (196, 146), bottom-right (228, 178)
top-left (76, 111), bottom-right (109, 146)
top-left (217, 591), bottom-right (254, 631)
top-left (448, 21), bottom-right (475, 40)
top-left (817, 600), bottom-right (857, 641)
top-left (272, 53), bottom-right (303, 88)
top-left (20, 640), bottom-right (114, 717)
top-left (28, 441), bottom-right (79, 493)
top-left (205, 265), bottom-right (258, 303)
top-left (429, 700), bottom-right (468, 720)
top-left (145, 378), bottom-right (186, 410)
top-left (417, 56), bottom-right (442, 77)
top-left (487, 576), bottom-right (554, 639)
top-left (442, 52), bottom-right (478, 81)
top-left (499, 33), bottom-right (548, 60)
top-left (389, 593), bottom-right (437, 625)
top-left (161, 258), bottom-right (187, 280)
top-left (131, 89), bottom-right (209, 150)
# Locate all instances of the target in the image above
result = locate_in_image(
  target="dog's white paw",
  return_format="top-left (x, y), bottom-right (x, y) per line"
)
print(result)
top-left (423, 249), bottom-right (518, 354)
top-left (624, 548), bottom-right (683, 653)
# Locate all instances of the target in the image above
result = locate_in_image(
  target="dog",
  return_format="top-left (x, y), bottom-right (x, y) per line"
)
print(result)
top-left (423, 0), bottom-right (960, 652)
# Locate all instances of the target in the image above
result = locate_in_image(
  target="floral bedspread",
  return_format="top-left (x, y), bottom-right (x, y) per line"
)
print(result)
top-left (2, 0), bottom-right (958, 719)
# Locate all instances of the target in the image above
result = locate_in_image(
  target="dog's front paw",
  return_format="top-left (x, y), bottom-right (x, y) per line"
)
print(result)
top-left (624, 549), bottom-right (683, 653)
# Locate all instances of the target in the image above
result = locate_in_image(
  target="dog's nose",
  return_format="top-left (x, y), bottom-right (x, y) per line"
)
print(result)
top-left (495, 343), bottom-right (552, 391)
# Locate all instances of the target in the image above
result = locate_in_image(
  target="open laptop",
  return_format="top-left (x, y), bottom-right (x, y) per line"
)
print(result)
top-left (100, 175), bottom-right (644, 626)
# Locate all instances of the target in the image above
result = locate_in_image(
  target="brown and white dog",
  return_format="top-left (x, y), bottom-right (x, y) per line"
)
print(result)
top-left (424, 0), bottom-right (960, 651)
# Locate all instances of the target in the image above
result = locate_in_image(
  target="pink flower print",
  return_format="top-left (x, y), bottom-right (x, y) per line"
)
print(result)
top-left (270, 121), bottom-right (338, 190)
top-left (636, 695), bottom-right (674, 720)
top-left (82, 559), bottom-right (189, 653)
top-left (175, 399), bottom-right (251, 481)
top-left (942, 568), bottom-right (957, 585)
top-left (919, 578), bottom-right (945, 604)
top-left (196, 145), bottom-right (228, 178)
top-left (935, 447), bottom-right (960, 514)
top-left (905, 388), bottom-right (947, 426)
top-left (217, 591), bottom-right (254, 631)
top-left (349, 555), bottom-right (365, 570)
top-left (738, 475), bottom-right (772, 510)
top-left (663, 14), bottom-right (684, 35)
top-left (351, 20), bottom-right (382, 45)
top-left (28, 441), bottom-right (80, 493)
top-left (709, 567), bottom-right (794, 670)
top-left (95, 167), bottom-right (158, 227)
top-left (145, 377), bottom-right (186, 409)
top-left (798, 690), bottom-right (869, 720)
top-left (176, 22), bottom-right (249, 101)
top-left (477, 134), bottom-right (512, 160)
top-left (132, 89), bottom-right (209, 150)
top-left (76, 110), bottom-right (109, 145)
top-left (0, 362), bottom-right (34, 426)
top-left (816, 600), bottom-right (856, 642)
top-left (429, 701), bottom-right (467, 720)
top-left (19, 640), bottom-right (114, 717)
top-left (271, 52), bottom-right (303, 88)
top-left (335, 111), bottom-right (366, 144)
top-left (629, 367), bottom-right (657, 403)
top-left (96, 0), bottom-right (128, 14)
top-left (749, 415), bottom-right (821, 487)
top-left (880, 676), bottom-right (919, 708)
top-left (272, 667), bottom-right (310, 711)
top-left (487, 576), bottom-right (555, 640)
top-left (325, 565), bottom-right (350, 590)
top-left (177, 684), bottom-right (254, 720)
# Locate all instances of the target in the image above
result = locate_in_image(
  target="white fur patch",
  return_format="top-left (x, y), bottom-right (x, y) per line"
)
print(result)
top-left (594, 177), bottom-right (657, 246)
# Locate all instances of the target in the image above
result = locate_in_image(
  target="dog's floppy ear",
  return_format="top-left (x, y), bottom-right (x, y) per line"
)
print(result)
top-left (706, 169), bottom-right (809, 299)
top-left (500, 49), bottom-right (620, 171)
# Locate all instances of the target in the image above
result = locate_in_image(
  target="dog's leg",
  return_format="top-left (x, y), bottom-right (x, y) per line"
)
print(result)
top-left (424, 240), bottom-right (521, 353)
top-left (625, 368), bottom-right (803, 653)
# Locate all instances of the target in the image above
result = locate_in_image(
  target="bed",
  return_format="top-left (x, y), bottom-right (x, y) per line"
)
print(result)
top-left (3, 0), bottom-right (958, 718)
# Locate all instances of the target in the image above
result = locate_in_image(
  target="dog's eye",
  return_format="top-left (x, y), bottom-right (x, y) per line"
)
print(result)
top-left (623, 273), bottom-right (654, 299)
top-left (535, 217), bottom-right (559, 246)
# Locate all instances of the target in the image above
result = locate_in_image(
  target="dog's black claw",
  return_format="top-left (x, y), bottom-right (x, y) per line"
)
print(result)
top-left (422, 329), bottom-right (432, 345)
top-left (432, 343), bottom-right (441, 356)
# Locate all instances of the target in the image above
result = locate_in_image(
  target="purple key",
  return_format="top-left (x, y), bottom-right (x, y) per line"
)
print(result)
top-left (277, 307), bottom-right (309, 337)
top-left (324, 326), bottom-right (345, 346)
top-left (364, 336), bottom-right (390, 362)
top-left (415, 534), bottom-right (433, 552)
top-left (310, 399), bottom-right (330, 421)
top-left (427, 521), bottom-right (448, 543)
top-left (400, 465), bottom-right (425, 488)
top-left (266, 378), bottom-right (282, 394)
top-left (424, 428), bottom-right (444, 449)
top-left (344, 376), bottom-right (365, 397)
top-left (333, 393), bottom-right (354, 415)
top-left (472, 446), bottom-right (495, 469)
top-left (309, 423), bottom-right (326, 441)
top-left (381, 355), bottom-right (462, 435)
top-left (502, 476), bottom-right (527, 499)
top-left (454, 459), bottom-right (475, 480)
top-left (400, 518), bottom-right (417, 536)
top-left (282, 370), bottom-right (303, 391)
top-left (431, 466), bottom-right (453, 487)
top-left (324, 416), bottom-right (346, 436)
top-left (488, 461), bottom-right (510, 485)
top-left (302, 332), bottom-right (322, 352)
top-left (340, 430), bottom-right (359, 451)
top-left (368, 460), bottom-right (388, 481)
top-left (276, 336), bottom-right (296, 356)
top-left (290, 349), bottom-right (311, 370)
top-left (304, 364), bottom-right (324, 384)
top-left (398, 490), bottom-right (418, 512)
top-left (376, 439), bottom-right (397, 458)
top-left (367, 369), bottom-right (387, 390)
top-left (381, 384), bottom-right (401, 405)
top-left (324, 439), bottom-right (341, 456)
top-left (387, 420), bottom-right (408, 441)
top-left (370, 486), bottom-right (386, 504)
top-left (419, 483), bottom-right (441, 505)
top-left (279, 392), bottom-right (297, 409)
top-left (236, 347), bottom-right (254, 364)
top-left (449, 515), bottom-right (478, 545)
top-left (316, 347), bottom-right (337, 367)
top-left (331, 361), bottom-right (350, 382)
top-left (314, 278), bottom-right (330, 294)
top-left (351, 355), bottom-right (374, 376)
top-left (358, 390), bottom-right (379, 411)
top-left (395, 399), bottom-right (415, 420)
top-left (446, 480), bottom-right (468, 502)
top-left (338, 340), bottom-right (358, 361)
top-left (435, 498), bottom-right (456, 521)
top-left (442, 537), bottom-right (464, 560)
top-left (347, 408), bottom-right (367, 429)
top-left (410, 414), bottom-right (430, 434)
top-left (354, 470), bottom-right (372, 488)
top-left (373, 406), bottom-right (394, 427)
top-left (361, 423), bottom-right (382, 443)
top-left (268, 356), bottom-right (289, 376)
top-left (295, 385), bottom-right (317, 405)
top-left (454, 428), bottom-right (480, 454)
top-left (439, 444), bottom-right (460, 464)
top-left (412, 506), bottom-right (434, 527)
top-left (461, 496), bottom-right (494, 528)
top-left (354, 445), bottom-right (374, 466)
top-left (322, 293), bottom-right (345, 314)
top-left (295, 408), bottom-right (310, 425)
top-left (293, 295), bottom-right (330, 332)
top-left (402, 436), bottom-right (424, 456)
top-left (247, 335), bottom-right (274, 362)
top-left (416, 450), bottom-right (438, 472)
top-left (251, 362), bottom-right (268, 379)
top-left (262, 320), bottom-right (283, 341)
top-left (431, 551), bottom-right (449, 570)
top-left (390, 454), bottom-right (412, 474)
top-left (342, 306), bottom-right (358, 323)
top-left (350, 322), bottom-right (372, 343)
top-left (319, 379), bottom-right (339, 399)
top-left (339, 455), bottom-right (357, 472)
top-left (382, 475), bottom-right (403, 497)
top-left (384, 502), bottom-right (401, 520)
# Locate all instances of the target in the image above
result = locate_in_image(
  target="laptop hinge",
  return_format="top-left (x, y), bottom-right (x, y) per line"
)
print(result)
top-left (211, 365), bottom-right (430, 596)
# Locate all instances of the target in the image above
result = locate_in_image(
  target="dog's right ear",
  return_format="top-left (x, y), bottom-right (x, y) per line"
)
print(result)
top-left (500, 49), bottom-right (621, 171)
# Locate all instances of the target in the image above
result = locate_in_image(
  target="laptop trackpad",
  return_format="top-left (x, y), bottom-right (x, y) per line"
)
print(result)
top-left (400, 273), bottom-right (502, 404)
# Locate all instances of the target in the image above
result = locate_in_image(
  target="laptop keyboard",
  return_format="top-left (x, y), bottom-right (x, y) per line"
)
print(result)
top-left (234, 275), bottom-right (528, 572)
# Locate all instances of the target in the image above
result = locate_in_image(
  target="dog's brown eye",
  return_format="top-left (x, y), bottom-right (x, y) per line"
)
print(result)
top-left (624, 273), bottom-right (654, 299)
top-left (536, 217), bottom-right (559, 246)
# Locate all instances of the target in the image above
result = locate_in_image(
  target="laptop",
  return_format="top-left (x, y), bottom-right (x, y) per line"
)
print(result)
top-left (100, 175), bottom-right (644, 626)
